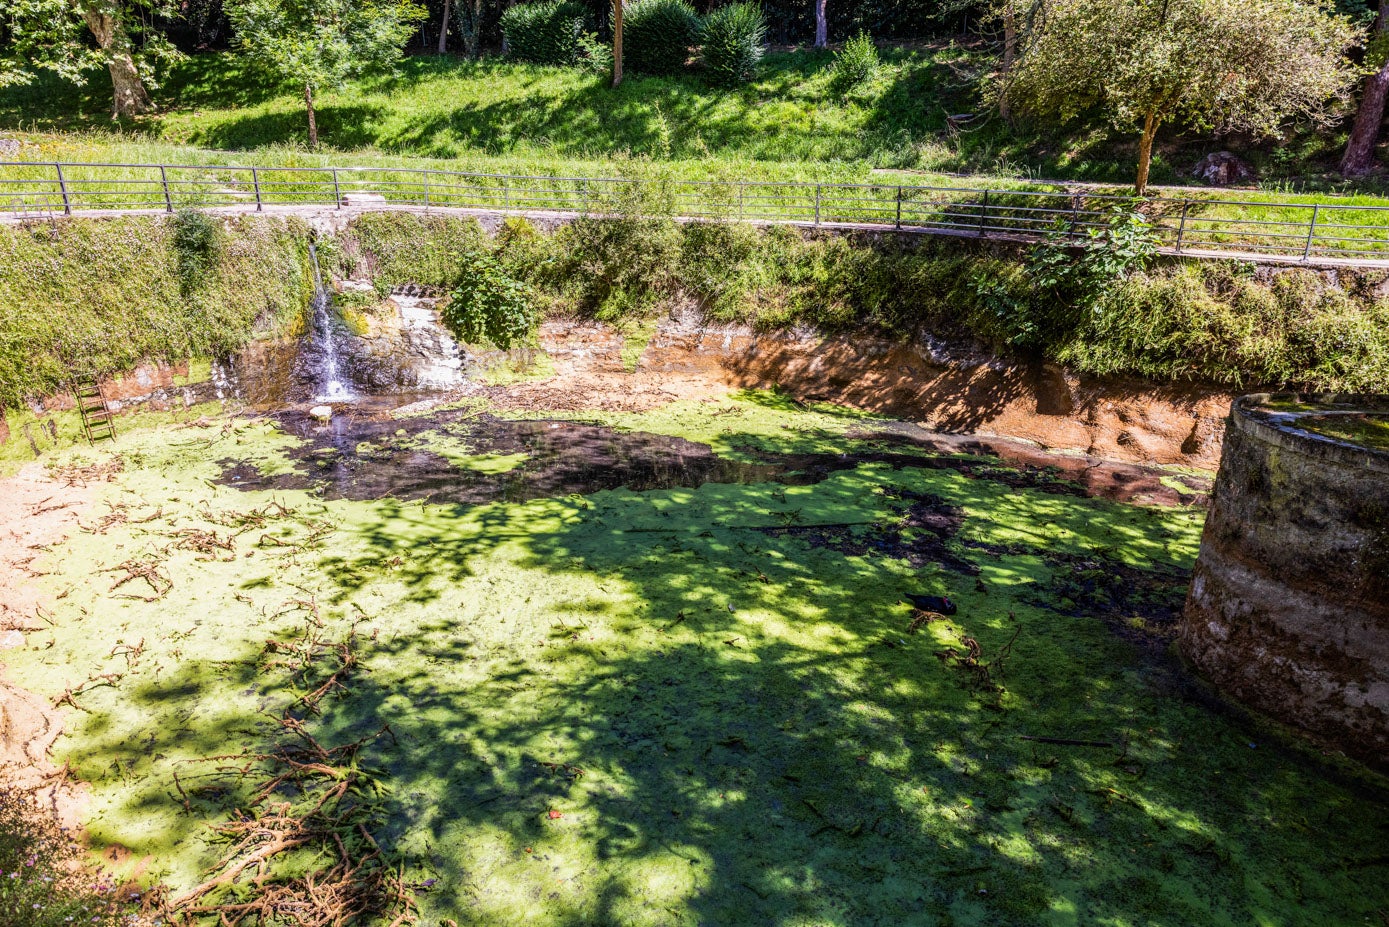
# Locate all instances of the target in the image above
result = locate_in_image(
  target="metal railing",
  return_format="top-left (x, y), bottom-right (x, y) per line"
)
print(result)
top-left (3, 160), bottom-right (1388, 264)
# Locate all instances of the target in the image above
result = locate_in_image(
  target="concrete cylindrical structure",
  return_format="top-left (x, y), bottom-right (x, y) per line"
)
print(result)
top-left (1180, 394), bottom-right (1389, 770)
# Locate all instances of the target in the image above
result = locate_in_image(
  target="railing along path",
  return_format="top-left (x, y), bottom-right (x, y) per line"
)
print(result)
top-left (4, 161), bottom-right (1388, 266)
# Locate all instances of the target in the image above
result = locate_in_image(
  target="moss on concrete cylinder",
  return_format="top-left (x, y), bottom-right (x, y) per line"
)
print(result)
top-left (1180, 394), bottom-right (1389, 770)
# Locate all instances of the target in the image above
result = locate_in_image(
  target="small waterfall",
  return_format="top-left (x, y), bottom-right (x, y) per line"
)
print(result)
top-left (308, 243), bottom-right (354, 403)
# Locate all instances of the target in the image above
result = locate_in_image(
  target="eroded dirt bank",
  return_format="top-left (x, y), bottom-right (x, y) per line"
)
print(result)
top-left (490, 316), bottom-right (1234, 470)
top-left (2, 310), bottom-right (1234, 472)
top-left (0, 460), bottom-right (106, 827)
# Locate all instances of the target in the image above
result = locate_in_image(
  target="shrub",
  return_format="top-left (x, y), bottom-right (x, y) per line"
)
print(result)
top-left (0, 787), bottom-right (141, 927)
top-left (169, 208), bottom-right (222, 295)
top-left (443, 251), bottom-right (537, 349)
top-left (501, 0), bottom-right (588, 65)
top-left (830, 31), bottom-right (879, 90)
top-left (345, 213), bottom-right (485, 287)
top-left (577, 30), bottom-right (614, 74)
top-left (700, 2), bottom-right (766, 86)
top-left (620, 0), bottom-right (702, 75)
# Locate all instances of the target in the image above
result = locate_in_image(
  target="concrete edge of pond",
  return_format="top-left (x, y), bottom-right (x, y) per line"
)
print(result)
top-left (1181, 391), bottom-right (1389, 772)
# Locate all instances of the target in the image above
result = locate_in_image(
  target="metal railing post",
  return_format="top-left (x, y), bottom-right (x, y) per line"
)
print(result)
top-left (160, 166), bottom-right (172, 213)
top-left (423, 170), bottom-right (430, 209)
top-left (895, 186), bottom-right (902, 230)
top-left (332, 169), bottom-right (341, 208)
top-left (977, 190), bottom-right (989, 236)
top-left (1175, 200), bottom-right (1190, 252)
top-left (251, 167), bottom-right (263, 211)
top-left (54, 164), bottom-right (71, 215)
top-left (814, 184), bottom-right (821, 225)
top-left (504, 180), bottom-right (510, 211)
top-left (1303, 205), bottom-right (1319, 261)
top-left (738, 183), bottom-right (745, 220)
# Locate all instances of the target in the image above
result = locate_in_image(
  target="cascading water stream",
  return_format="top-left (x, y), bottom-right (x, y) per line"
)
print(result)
top-left (308, 243), bottom-right (354, 403)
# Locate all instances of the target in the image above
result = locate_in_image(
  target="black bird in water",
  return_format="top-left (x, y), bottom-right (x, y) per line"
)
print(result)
top-left (902, 593), bottom-right (957, 615)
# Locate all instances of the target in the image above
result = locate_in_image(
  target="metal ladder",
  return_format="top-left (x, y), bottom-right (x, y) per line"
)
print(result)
top-left (72, 376), bottom-right (116, 445)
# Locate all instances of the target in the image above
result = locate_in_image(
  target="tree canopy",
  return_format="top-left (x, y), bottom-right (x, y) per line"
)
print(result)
top-left (0, 0), bottom-right (182, 116)
top-left (1000, 0), bottom-right (1358, 192)
top-left (226, 0), bottom-right (426, 147)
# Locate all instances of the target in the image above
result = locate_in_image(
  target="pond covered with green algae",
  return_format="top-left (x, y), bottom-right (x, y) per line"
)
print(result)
top-left (7, 392), bottom-right (1388, 926)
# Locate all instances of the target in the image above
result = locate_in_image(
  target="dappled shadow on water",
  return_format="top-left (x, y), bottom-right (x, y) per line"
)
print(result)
top-left (215, 407), bottom-right (1209, 508)
top-left (78, 408), bottom-right (1389, 926)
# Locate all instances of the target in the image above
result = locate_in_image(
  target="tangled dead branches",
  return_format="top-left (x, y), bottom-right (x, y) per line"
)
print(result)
top-left (47, 456), bottom-right (124, 488)
top-left (51, 672), bottom-right (125, 712)
top-left (935, 616), bottom-right (1021, 694)
top-left (162, 615), bottom-right (417, 927)
top-left (105, 556), bottom-right (173, 601)
top-left (907, 609), bottom-right (947, 634)
top-left (170, 528), bottom-right (238, 562)
top-left (81, 501), bottom-right (164, 535)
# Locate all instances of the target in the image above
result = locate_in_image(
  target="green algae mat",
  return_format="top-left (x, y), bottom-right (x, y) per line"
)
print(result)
top-left (6, 394), bottom-right (1388, 926)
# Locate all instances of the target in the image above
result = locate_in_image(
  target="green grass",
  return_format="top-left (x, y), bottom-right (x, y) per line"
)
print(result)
top-left (6, 395), bottom-right (1388, 926)
top-left (4, 47), bottom-right (1389, 262)
top-left (2, 47), bottom-right (1385, 199)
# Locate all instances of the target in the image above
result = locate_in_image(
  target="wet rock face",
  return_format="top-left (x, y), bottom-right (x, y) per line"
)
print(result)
top-left (327, 291), bottom-right (467, 393)
top-left (224, 290), bottom-right (469, 404)
top-left (1180, 394), bottom-right (1389, 770)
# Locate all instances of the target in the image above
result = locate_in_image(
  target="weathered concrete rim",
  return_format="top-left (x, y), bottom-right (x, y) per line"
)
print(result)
top-left (1235, 392), bottom-right (1389, 473)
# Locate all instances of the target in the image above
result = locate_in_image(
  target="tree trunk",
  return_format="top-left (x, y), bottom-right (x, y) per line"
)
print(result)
top-left (305, 83), bottom-right (319, 149)
top-left (1343, 67), bottom-right (1389, 175)
top-left (1342, 0), bottom-right (1389, 176)
top-left (438, 0), bottom-right (451, 54)
top-left (1135, 109), bottom-right (1158, 195)
top-left (814, 0), bottom-right (827, 48)
top-left (82, 7), bottom-right (153, 118)
top-left (999, 5), bottom-right (1016, 121)
top-left (612, 0), bottom-right (623, 87)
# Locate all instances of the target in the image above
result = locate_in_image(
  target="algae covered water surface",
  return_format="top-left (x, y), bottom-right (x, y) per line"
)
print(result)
top-left (9, 393), bottom-right (1389, 926)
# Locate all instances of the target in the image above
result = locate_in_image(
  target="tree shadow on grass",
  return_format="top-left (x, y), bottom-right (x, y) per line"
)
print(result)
top-left (190, 105), bottom-right (390, 152)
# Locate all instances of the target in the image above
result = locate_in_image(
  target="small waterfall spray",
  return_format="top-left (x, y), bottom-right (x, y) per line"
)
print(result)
top-left (308, 243), bottom-right (354, 402)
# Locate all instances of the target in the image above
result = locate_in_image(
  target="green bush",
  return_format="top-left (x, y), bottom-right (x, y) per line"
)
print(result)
top-left (169, 207), bottom-right (223, 295)
top-left (0, 787), bottom-right (141, 927)
top-left (0, 216), bottom-right (309, 407)
top-left (501, 0), bottom-right (589, 65)
top-left (343, 213), bottom-right (485, 287)
top-left (443, 251), bottom-right (537, 349)
top-left (341, 213), bottom-right (1389, 393)
top-left (699, 2), bottom-right (766, 86)
top-left (620, 0), bottom-right (702, 75)
top-left (830, 31), bottom-right (879, 90)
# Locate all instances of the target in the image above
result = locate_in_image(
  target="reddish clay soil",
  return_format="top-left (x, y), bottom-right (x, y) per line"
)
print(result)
top-left (0, 461), bottom-right (107, 826)
top-left (483, 317), bottom-right (1234, 470)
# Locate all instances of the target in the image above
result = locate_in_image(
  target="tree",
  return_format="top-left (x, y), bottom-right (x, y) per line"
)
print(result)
top-left (0, 0), bottom-right (181, 117)
top-left (438, 0), bottom-right (451, 52)
top-left (1342, 0), bottom-right (1389, 175)
top-left (1000, 0), bottom-right (1358, 194)
top-left (226, 0), bottom-right (426, 149)
top-left (814, 0), bottom-right (826, 48)
top-left (613, 0), bottom-right (624, 87)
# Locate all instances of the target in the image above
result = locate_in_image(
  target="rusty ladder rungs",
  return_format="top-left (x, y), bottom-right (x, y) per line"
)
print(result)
top-left (72, 376), bottom-right (116, 445)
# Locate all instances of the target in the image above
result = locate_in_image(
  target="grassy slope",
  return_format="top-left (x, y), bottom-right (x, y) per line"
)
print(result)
top-left (1, 47), bottom-right (1383, 199)
top-left (6, 396), bottom-right (1387, 926)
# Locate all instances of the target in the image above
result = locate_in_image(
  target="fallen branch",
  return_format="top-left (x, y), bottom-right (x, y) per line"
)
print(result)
top-left (1020, 736), bottom-right (1115, 748)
